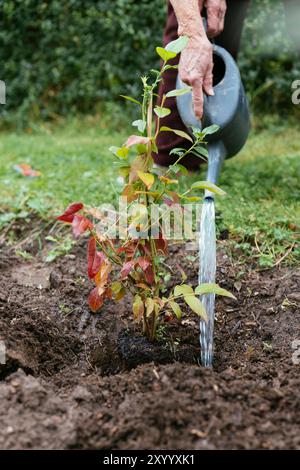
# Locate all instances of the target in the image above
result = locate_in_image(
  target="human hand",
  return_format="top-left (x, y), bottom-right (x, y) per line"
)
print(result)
top-left (179, 35), bottom-right (214, 119)
top-left (203, 0), bottom-right (227, 38)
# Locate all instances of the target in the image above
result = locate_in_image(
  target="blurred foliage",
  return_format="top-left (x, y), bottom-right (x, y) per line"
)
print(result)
top-left (239, 0), bottom-right (300, 112)
top-left (0, 0), bottom-right (299, 124)
top-left (0, 0), bottom-right (167, 125)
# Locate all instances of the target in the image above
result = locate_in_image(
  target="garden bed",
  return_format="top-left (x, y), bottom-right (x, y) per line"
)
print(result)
top-left (0, 228), bottom-right (299, 449)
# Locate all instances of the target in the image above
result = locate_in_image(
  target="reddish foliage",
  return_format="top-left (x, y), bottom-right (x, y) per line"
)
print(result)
top-left (155, 237), bottom-right (168, 255)
top-left (137, 256), bottom-right (151, 271)
top-left (117, 241), bottom-right (138, 259)
top-left (88, 287), bottom-right (105, 312)
top-left (144, 265), bottom-right (155, 284)
top-left (141, 235), bottom-right (168, 257)
top-left (72, 214), bottom-right (93, 237)
top-left (57, 203), bottom-right (83, 223)
top-left (125, 135), bottom-right (150, 148)
top-left (87, 237), bottom-right (105, 280)
top-left (120, 260), bottom-right (135, 279)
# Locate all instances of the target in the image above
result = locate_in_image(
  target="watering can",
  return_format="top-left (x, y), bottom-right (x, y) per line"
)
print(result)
top-left (176, 41), bottom-right (250, 367)
top-left (176, 43), bottom-right (250, 195)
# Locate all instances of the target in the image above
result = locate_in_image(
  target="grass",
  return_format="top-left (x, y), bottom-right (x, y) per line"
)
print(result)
top-left (0, 115), bottom-right (299, 266)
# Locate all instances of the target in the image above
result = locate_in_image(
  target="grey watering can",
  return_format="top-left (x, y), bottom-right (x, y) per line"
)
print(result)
top-left (176, 43), bottom-right (250, 195)
top-left (176, 42), bottom-right (250, 368)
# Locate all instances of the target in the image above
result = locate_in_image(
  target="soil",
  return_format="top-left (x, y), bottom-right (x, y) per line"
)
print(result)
top-left (0, 227), bottom-right (300, 450)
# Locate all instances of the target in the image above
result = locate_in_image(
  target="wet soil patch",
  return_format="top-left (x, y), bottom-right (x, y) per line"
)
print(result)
top-left (117, 324), bottom-right (200, 369)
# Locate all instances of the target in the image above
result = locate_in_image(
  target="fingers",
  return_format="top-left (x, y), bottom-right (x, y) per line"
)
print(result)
top-left (203, 63), bottom-right (214, 97)
top-left (205, 0), bottom-right (227, 38)
top-left (178, 35), bottom-right (215, 120)
top-left (179, 71), bottom-right (204, 119)
top-left (179, 71), bottom-right (191, 87)
top-left (192, 79), bottom-right (204, 120)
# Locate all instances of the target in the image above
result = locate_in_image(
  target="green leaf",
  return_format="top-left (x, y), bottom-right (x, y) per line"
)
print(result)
top-left (165, 36), bottom-right (189, 54)
top-left (120, 95), bottom-right (142, 106)
top-left (111, 281), bottom-right (123, 294)
top-left (119, 166), bottom-right (130, 178)
top-left (184, 295), bottom-right (207, 321)
top-left (169, 147), bottom-right (185, 157)
top-left (192, 127), bottom-right (204, 139)
top-left (191, 181), bottom-right (226, 196)
top-left (202, 124), bottom-right (220, 136)
top-left (154, 106), bottom-right (171, 118)
top-left (170, 163), bottom-right (188, 175)
top-left (109, 146), bottom-right (129, 160)
top-left (151, 140), bottom-right (158, 154)
top-left (195, 283), bottom-right (236, 299)
top-left (132, 119), bottom-right (146, 133)
top-left (137, 144), bottom-right (148, 154)
top-left (156, 47), bottom-right (177, 62)
top-left (160, 126), bottom-right (193, 143)
top-left (168, 300), bottom-right (182, 320)
top-left (145, 298), bottom-right (155, 317)
top-left (133, 294), bottom-right (144, 321)
top-left (180, 195), bottom-right (202, 202)
top-left (192, 145), bottom-right (209, 158)
top-left (137, 171), bottom-right (155, 190)
top-left (163, 64), bottom-right (179, 71)
top-left (174, 284), bottom-right (194, 297)
top-left (165, 87), bottom-right (192, 98)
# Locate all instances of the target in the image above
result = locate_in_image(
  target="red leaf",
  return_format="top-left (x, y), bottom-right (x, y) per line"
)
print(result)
top-left (120, 260), bottom-right (135, 279)
top-left (72, 214), bottom-right (93, 237)
top-left (57, 202), bottom-right (83, 223)
top-left (137, 256), bottom-right (151, 271)
top-left (117, 241), bottom-right (138, 259)
top-left (94, 259), bottom-right (111, 288)
top-left (144, 265), bottom-right (155, 285)
top-left (125, 135), bottom-right (150, 148)
top-left (140, 241), bottom-right (151, 257)
top-left (88, 287), bottom-right (104, 312)
top-left (87, 237), bottom-right (105, 280)
top-left (155, 237), bottom-right (168, 255)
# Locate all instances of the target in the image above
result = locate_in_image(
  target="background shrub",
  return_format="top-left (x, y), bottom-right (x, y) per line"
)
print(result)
top-left (0, 0), bottom-right (298, 124)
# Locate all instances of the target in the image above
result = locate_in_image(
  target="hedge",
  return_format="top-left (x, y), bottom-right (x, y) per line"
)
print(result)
top-left (0, 0), bottom-right (298, 123)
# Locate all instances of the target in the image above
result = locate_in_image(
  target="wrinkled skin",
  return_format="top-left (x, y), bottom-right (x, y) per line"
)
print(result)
top-left (178, 0), bottom-right (227, 118)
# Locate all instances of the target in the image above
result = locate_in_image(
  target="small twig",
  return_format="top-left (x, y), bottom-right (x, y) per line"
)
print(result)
top-left (257, 242), bottom-right (296, 272)
top-left (273, 243), bottom-right (296, 267)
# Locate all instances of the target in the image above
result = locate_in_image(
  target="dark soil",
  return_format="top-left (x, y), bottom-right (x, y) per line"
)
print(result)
top-left (0, 231), bottom-right (300, 449)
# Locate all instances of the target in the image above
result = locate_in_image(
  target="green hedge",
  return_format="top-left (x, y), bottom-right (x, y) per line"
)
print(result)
top-left (0, 0), bottom-right (167, 123)
top-left (0, 0), bottom-right (298, 123)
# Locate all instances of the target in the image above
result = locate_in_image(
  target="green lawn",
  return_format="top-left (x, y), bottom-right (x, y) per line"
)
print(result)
top-left (0, 117), bottom-right (299, 266)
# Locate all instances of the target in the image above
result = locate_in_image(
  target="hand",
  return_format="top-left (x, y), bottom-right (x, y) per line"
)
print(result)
top-left (204, 0), bottom-right (227, 38)
top-left (179, 35), bottom-right (214, 120)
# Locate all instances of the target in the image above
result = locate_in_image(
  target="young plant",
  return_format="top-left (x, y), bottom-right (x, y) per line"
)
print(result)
top-left (57, 37), bottom-right (233, 342)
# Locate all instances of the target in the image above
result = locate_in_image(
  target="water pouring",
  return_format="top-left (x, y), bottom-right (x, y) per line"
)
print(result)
top-left (176, 42), bottom-right (250, 367)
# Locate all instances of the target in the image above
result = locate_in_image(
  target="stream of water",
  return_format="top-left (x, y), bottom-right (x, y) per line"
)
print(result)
top-left (199, 197), bottom-right (216, 367)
